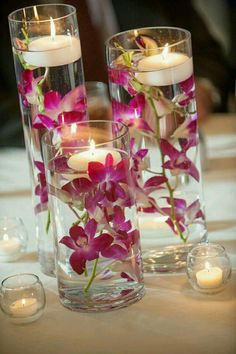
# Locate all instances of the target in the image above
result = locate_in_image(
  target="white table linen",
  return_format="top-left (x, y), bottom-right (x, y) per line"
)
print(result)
top-left (0, 114), bottom-right (236, 354)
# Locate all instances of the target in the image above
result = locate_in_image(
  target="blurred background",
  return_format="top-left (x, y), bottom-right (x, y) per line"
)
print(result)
top-left (0, 0), bottom-right (235, 148)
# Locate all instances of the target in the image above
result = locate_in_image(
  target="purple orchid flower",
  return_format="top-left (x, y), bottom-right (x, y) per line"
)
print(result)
top-left (177, 75), bottom-right (195, 107)
top-left (129, 140), bottom-right (167, 212)
top-left (161, 197), bottom-right (204, 235)
top-left (34, 161), bottom-right (48, 214)
top-left (112, 94), bottom-right (153, 134)
top-left (60, 219), bottom-right (113, 275)
top-left (32, 86), bottom-right (87, 130)
top-left (172, 113), bottom-right (198, 151)
top-left (160, 139), bottom-right (199, 181)
top-left (18, 69), bottom-right (43, 107)
top-left (108, 67), bottom-right (137, 96)
top-left (88, 153), bottom-right (129, 202)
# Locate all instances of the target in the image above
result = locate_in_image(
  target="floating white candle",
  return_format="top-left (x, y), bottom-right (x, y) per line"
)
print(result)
top-left (136, 44), bottom-right (193, 86)
top-left (196, 265), bottom-right (223, 288)
top-left (10, 298), bottom-right (38, 317)
top-left (67, 139), bottom-right (121, 172)
top-left (23, 17), bottom-right (81, 67)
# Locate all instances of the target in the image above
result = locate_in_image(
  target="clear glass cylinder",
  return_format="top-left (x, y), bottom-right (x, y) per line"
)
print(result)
top-left (42, 120), bottom-right (144, 312)
top-left (106, 27), bottom-right (208, 272)
top-left (8, 4), bottom-right (86, 276)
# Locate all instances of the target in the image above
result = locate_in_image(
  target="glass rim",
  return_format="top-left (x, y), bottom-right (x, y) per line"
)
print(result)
top-left (0, 216), bottom-right (23, 230)
top-left (188, 243), bottom-right (226, 258)
top-left (1, 273), bottom-right (40, 289)
top-left (42, 120), bottom-right (129, 149)
top-left (105, 26), bottom-right (191, 51)
top-left (8, 3), bottom-right (76, 24)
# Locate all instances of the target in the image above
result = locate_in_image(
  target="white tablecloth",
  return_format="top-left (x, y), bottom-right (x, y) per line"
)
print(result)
top-left (0, 114), bottom-right (236, 354)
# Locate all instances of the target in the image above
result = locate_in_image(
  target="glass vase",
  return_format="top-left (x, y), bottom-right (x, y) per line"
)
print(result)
top-left (106, 27), bottom-right (208, 272)
top-left (42, 120), bottom-right (144, 312)
top-left (8, 4), bottom-right (86, 276)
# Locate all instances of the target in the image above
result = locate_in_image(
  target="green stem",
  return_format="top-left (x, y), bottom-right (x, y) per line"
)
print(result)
top-left (21, 27), bottom-right (29, 45)
top-left (46, 209), bottom-right (51, 234)
top-left (84, 258), bottom-right (98, 293)
top-left (36, 67), bottom-right (49, 112)
top-left (69, 205), bottom-right (83, 222)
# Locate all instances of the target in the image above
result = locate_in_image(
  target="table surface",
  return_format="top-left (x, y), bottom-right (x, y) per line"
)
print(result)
top-left (0, 114), bottom-right (236, 354)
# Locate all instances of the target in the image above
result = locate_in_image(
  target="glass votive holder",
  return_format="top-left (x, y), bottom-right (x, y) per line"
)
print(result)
top-left (0, 274), bottom-right (46, 324)
top-left (0, 216), bottom-right (28, 262)
top-left (186, 243), bottom-right (232, 294)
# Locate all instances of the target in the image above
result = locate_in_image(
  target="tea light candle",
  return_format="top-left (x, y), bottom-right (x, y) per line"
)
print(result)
top-left (23, 17), bottom-right (81, 67)
top-left (0, 235), bottom-right (21, 260)
top-left (136, 44), bottom-right (193, 86)
top-left (10, 298), bottom-right (38, 317)
top-left (196, 265), bottom-right (223, 289)
top-left (68, 140), bottom-right (121, 172)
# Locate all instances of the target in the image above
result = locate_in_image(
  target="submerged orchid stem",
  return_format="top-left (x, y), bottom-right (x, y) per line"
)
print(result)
top-left (46, 209), bottom-right (51, 234)
top-left (69, 205), bottom-right (83, 221)
top-left (148, 92), bottom-right (186, 242)
top-left (84, 258), bottom-right (98, 293)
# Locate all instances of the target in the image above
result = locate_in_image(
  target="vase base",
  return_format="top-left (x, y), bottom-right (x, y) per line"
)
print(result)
top-left (58, 282), bottom-right (145, 312)
top-left (39, 251), bottom-right (56, 277)
top-left (142, 244), bottom-right (194, 273)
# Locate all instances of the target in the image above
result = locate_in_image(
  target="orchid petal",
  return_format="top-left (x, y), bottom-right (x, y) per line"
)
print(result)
top-left (59, 236), bottom-right (77, 250)
top-left (84, 219), bottom-right (97, 239)
top-left (101, 244), bottom-right (128, 260)
top-left (33, 114), bottom-right (56, 130)
top-left (88, 162), bottom-right (106, 182)
top-left (91, 233), bottom-right (113, 252)
top-left (160, 139), bottom-right (179, 158)
top-left (44, 91), bottom-right (61, 110)
top-left (69, 224), bottom-right (86, 241)
top-left (69, 251), bottom-right (86, 274)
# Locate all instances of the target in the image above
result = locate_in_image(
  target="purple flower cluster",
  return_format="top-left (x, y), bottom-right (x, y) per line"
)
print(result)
top-left (18, 69), bottom-right (87, 214)
top-left (108, 66), bottom-right (204, 239)
top-left (56, 153), bottom-right (141, 278)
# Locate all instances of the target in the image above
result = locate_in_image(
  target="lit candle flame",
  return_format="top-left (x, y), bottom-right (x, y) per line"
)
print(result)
top-left (71, 123), bottom-right (77, 135)
top-left (50, 17), bottom-right (56, 41)
top-left (134, 29), bottom-right (138, 38)
top-left (205, 261), bottom-right (211, 271)
top-left (162, 43), bottom-right (169, 60)
top-left (89, 139), bottom-right (96, 152)
top-left (22, 299), bottom-right (26, 306)
top-left (134, 109), bottom-right (139, 120)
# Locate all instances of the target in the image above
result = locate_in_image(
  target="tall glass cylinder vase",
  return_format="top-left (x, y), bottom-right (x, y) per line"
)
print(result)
top-left (42, 120), bottom-right (144, 312)
top-left (106, 27), bottom-right (208, 272)
top-left (8, 4), bottom-right (86, 276)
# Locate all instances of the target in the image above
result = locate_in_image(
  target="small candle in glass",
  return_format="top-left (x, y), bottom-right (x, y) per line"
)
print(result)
top-left (0, 274), bottom-right (46, 324)
top-left (0, 217), bottom-right (28, 262)
top-left (186, 243), bottom-right (231, 294)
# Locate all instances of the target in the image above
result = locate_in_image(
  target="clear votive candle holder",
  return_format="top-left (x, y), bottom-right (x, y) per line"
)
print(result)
top-left (186, 243), bottom-right (232, 294)
top-left (0, 274), bottom-right (46, 324)
top-left (0, 217), bottom-right (28, 262)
